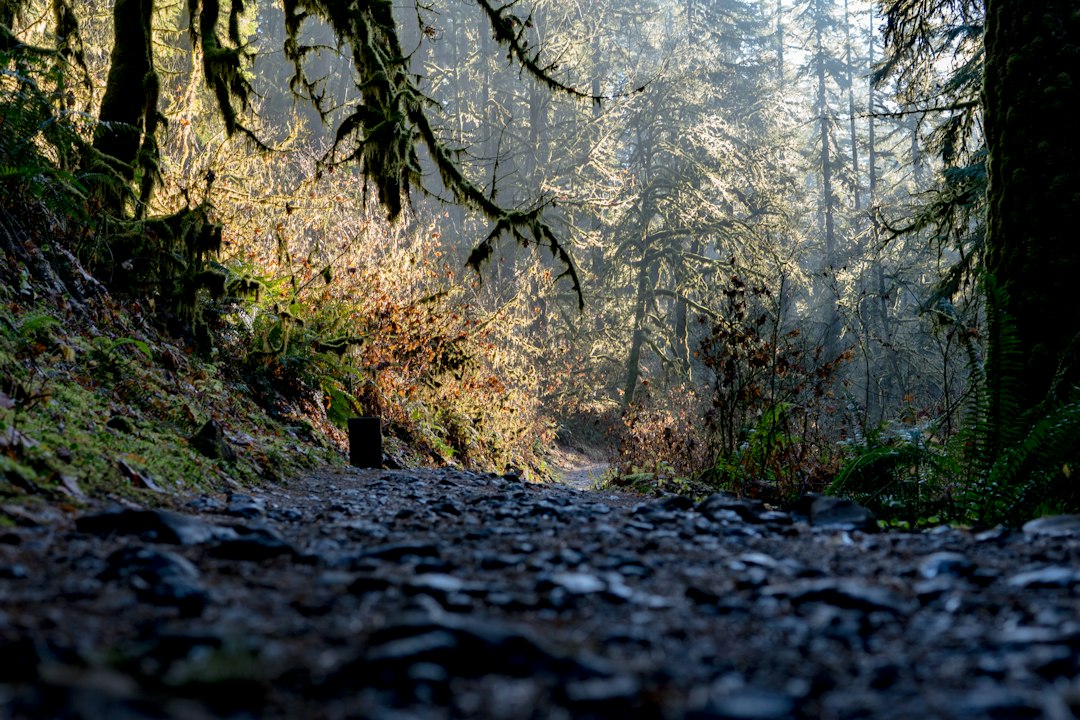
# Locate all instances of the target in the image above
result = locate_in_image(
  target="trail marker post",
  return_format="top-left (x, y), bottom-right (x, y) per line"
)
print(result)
top-left (348, 416), bottom-right (382, 468)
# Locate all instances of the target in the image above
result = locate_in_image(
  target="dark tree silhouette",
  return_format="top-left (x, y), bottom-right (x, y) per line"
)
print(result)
top-left (983, 0), bottom-right (1080, 453)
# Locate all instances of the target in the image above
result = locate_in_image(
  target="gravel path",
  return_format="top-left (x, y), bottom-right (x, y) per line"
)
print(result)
top-left (3, 465), bottom-right (1080, 719)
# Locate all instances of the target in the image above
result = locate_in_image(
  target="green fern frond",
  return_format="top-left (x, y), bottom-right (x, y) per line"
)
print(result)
top-left (978, 397), bottom-right (1080, 523)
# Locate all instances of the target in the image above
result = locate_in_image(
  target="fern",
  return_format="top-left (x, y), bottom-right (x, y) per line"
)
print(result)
top-left (15, 313), bottom-right (61, 340)
top-left (830, 423), bottom-right (955, 524)
top-left (954, 277), bottom-right (1080, 525)
top-left (975, 398), bottom-right (1080, 524)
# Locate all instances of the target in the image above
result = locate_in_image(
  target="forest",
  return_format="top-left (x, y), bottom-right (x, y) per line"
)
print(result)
top-left (1, 0), bottom-right (1078, 527)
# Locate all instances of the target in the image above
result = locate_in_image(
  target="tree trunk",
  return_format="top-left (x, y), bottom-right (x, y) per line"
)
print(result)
top-left (0, 3), bottom-right (17, 51)
top-left (815, 6), bottom-right (841, 360)
top-left (623, 246), bottom-right (659, 407)
top-left (775, 0), bottom-right (784, 84)
top-left (983, 0), bottom-right (1080, 451)
top-left (90, 0), bottom-right (158, 216)
top-left (843, 0), bottom-right (860, 211)
top-left (92, 0), bottom-right (156, 212)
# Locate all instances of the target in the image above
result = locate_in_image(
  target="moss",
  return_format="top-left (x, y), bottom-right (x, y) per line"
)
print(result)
top-left (0, 454), bottom-right (39, 496)
top-left (0, 294), bottom-right (344, 507)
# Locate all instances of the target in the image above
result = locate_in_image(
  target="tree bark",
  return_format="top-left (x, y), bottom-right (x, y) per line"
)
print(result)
top-left (94, 0), bottom-right (154, 177)
top-left (984, 0), bottom-right (1080, 450)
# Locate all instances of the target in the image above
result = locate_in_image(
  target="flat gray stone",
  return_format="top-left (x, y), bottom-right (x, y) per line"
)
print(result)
top-left (809, 496), bottom-right (878, 532)
top-left (1022, 514), bottom-right (1080, 537)
top-left (1006, 566), bottom-right (1080, 589)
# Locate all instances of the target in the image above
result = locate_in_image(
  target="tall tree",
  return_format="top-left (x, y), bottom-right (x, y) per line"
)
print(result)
top-left (798, 0), bottom-right (846, 359)
top-left (983, 1), bottom-right (1080, 452)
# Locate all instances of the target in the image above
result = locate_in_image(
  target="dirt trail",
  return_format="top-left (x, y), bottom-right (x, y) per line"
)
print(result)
top-left (548, 444), bottom-right (612, 491)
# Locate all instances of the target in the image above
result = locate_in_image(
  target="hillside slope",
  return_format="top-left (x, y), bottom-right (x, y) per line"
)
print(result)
top-left (1, 197), bottom-right (351, 513)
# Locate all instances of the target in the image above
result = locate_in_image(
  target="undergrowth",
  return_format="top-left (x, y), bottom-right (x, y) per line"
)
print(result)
top-left (611, 272), bottom-right (847, 504)
top-left (192, 133), bottom-right (560, 476)
top-left (831, 289), bottom-right (1080, 527)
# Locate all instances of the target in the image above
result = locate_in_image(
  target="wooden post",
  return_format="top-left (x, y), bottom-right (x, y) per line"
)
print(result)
top-left (348, 417), bottom-right (382, 468)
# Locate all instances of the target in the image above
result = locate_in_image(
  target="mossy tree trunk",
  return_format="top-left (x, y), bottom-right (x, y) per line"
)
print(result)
top-left (92, 0), bottom-right (157, 213)
top-left (983, 1), bottom-right (1080, 453)
top-left (0, 2), bottom-right (16, 51)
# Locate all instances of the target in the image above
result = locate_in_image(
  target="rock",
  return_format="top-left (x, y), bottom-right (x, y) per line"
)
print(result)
top-left (528, 500), bottom-right (568, 521)
top-left (599, 573), bottom-right (636, 604)
top-left (918, 552), bottom-right (974, 580)
top-left (268, 507), bottom-right (303, 522)
top-left (189, 419), bottom-right (236, 462)
top-left (479, 553), bottom-right (526, 570)
top-left (21, 463), bottom-right (1080, 719)
top-left (686, 584), bottom-right (723, 606)
top-left (998, 624), bottom-right (1070, 645)
top-left (207, 525), bottom-right (297, 561)
top-left (808, 496), bottom-right (878, 532)
top-left (540, 571), bottom-right (607, 595)
top-left (102, 546), bottom-right (209, 617)
top-left (559, 675), bottom-right (641, 714)
top-left (105, 415), bottom-right (134, 434)
top-left (76, 509), bottom-right (237, 545)
top-left (790, 492), bottom-right (820, 519)
top-left (362, 541), bottom-right (442, 562)
top-left (403, 574), bottom-right (477, 610)
top-left (765, 578), bottom-right (909, 615)
top-left (735, 552), bottom-right (780, 569)
top-left (1027, 645), bottom-right (1078, 680)
top-left (184, 496), bottom-right (226, 513)
top-left (431, 500), bottom-right (462, 516)
top-left (690, 688), bottom-right (797, 720)
top-left (1006, 566), bottom-right (1080, 589)
top-left (1021, 514), bottom-right (1080, 537)
top-left (405, 573), bottom-right (468, 595)
top-left (974, 526), bottom-right (1010, 543)
top-left (0, 563), bottom-right (29, 579)
top-left (953, 686), bottom-right (1042, 718)
top-left (363, 629), bottom-right (461, 676)
top-left (912, 577), bottom-right (956, 603)
top-left (758, 510), bottom-right (793, 525)
top-left (116, 458), bottom-right (163, 492)
top-left (225, 493), bottom-right (265, 519)
top-left (657, 495), bottom-right (695, 511)
top-left (696, 493), bottom-right (767, 523)
top-left (331, 613), bottom-right (610, 690)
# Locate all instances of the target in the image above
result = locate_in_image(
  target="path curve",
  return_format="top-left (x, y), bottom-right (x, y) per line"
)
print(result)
top-left (548, 443), bottom-right (612, 491)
